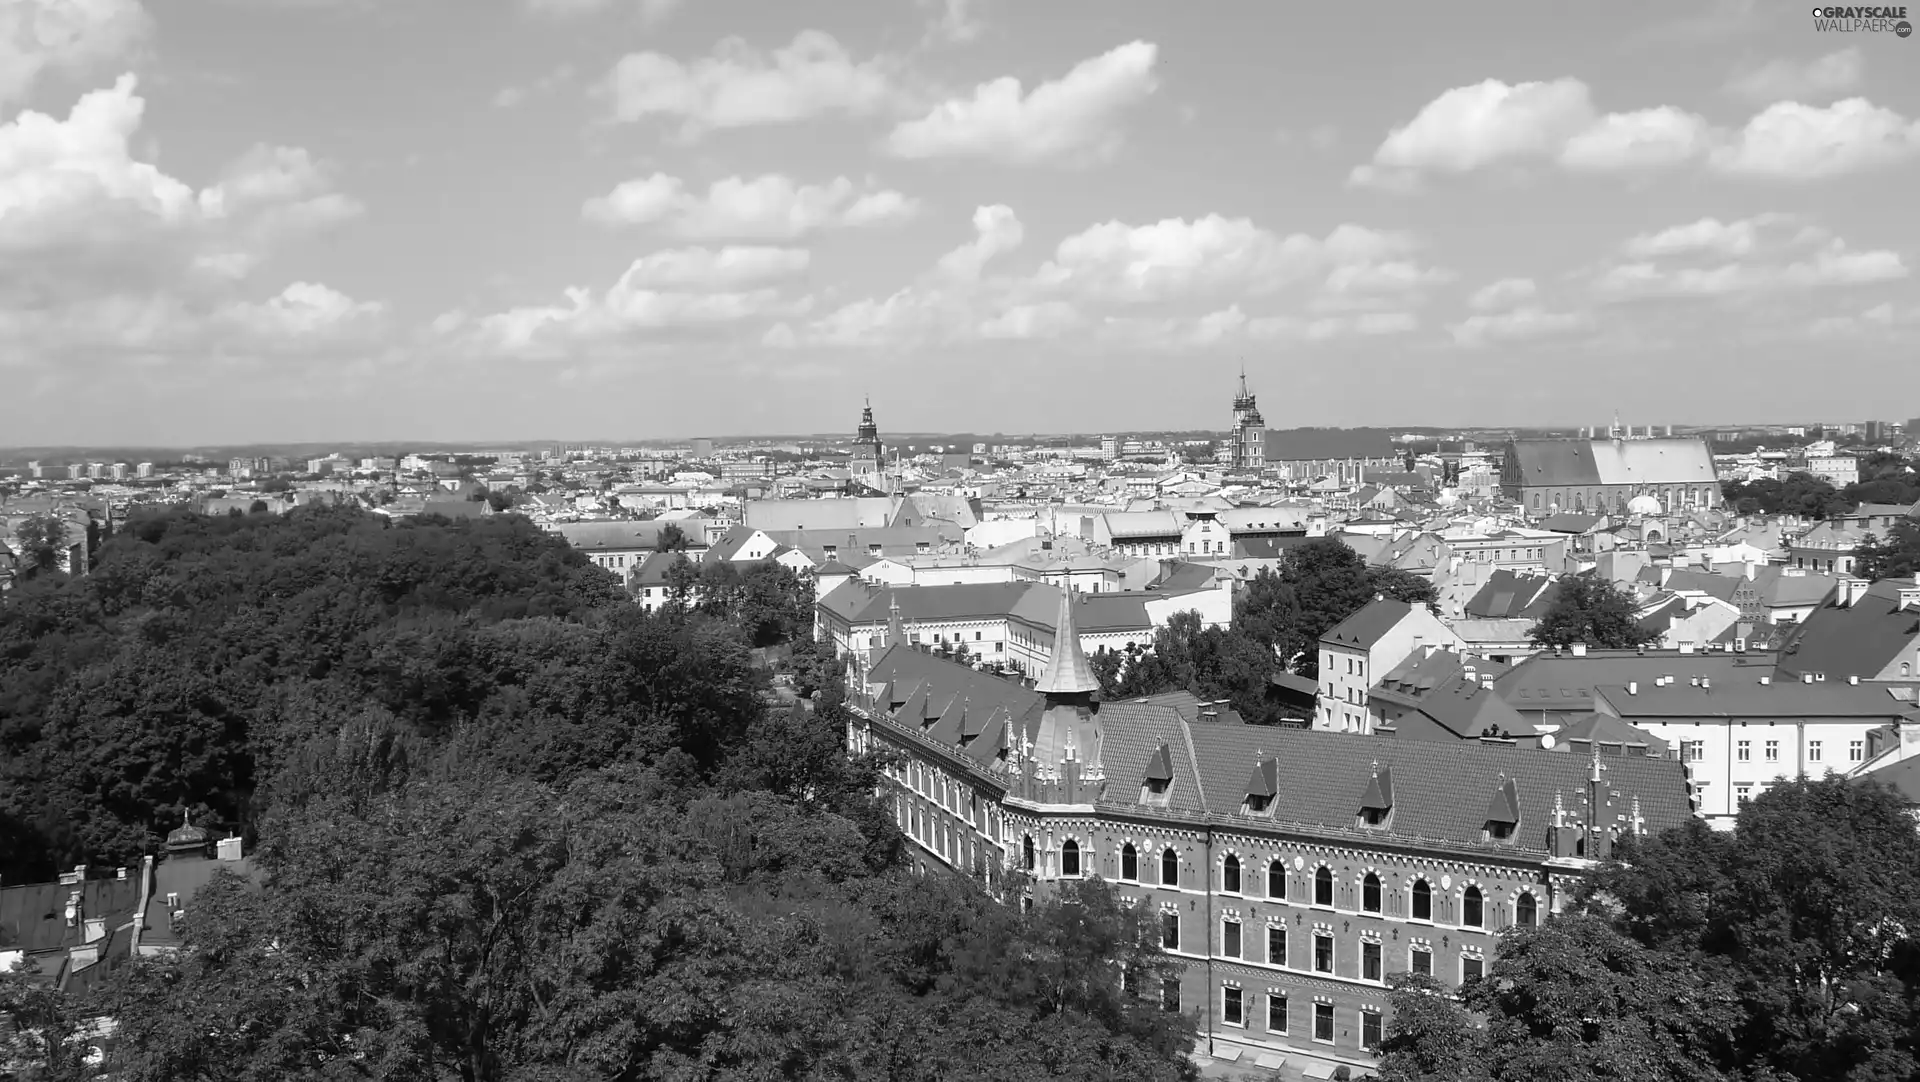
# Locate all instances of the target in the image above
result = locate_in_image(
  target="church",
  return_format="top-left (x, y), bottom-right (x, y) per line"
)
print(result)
top-left (842, 584), bottom-right (1694, 1073)
top-left (1501, 424), bottom-right (1719, 518)
top-left (849, 398), bottom-right (886, 483)
top-left (1228, 373), bottom-right (1266, 473)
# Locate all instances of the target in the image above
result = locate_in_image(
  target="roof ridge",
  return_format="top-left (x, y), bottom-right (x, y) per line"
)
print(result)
top-left (1175, 710), bottom-right (1206, 811)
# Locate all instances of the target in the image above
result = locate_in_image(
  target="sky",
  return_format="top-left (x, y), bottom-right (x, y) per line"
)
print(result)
top-left (3, 0), bottom-right (1919, 446)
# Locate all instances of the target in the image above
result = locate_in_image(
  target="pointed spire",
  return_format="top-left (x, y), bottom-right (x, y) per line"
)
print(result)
top-left (1032, 582), bottom-right (1099, 696)
top-left (886, 592), bottom-right (905, 651)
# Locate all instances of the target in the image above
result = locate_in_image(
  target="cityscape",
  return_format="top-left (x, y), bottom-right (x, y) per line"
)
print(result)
top-left (4, 1), bottom-right (1920, 1080)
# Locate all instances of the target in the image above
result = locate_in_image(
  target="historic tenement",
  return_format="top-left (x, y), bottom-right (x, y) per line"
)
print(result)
top-left (843, 585), bottom-right (1696, 1072)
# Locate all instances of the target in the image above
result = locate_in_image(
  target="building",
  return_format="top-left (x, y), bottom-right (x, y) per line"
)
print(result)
top-left (1229, 373), bottom-right (1266, 473)
top-left (1803, 453), bottom-right (1859, 490)
top-left (852, 398), bottom-right (885, 477)
top-left (1776, 576), bottom-right (1920, 684)
top-left (1316, 599), bottom-right (1464, 733)
top-left (1501, 436), bottom-right (1719, 518)
top-left (845, 593), bottom-right (1695, 1072)
top-left (1264, 430), bottom-right (1399, 486)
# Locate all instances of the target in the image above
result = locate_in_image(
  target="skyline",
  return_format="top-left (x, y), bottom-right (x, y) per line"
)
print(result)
top-left (4, 0), bottom-right (1919, 444)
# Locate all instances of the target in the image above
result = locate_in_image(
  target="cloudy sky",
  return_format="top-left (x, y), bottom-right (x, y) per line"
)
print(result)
top-left (4, 0), bottom-right (1918, 445)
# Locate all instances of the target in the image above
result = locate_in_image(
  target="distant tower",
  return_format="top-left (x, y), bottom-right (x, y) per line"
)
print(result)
top-left (1230, 368), bottom-right (1266, 472)
top-left (856, 397), bottom-right (883, 462)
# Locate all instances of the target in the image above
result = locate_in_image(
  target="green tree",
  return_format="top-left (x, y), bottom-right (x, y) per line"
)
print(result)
top-left (1378, 973), bottom-right (1489, 1082)
top-left (12, 514), bottom-right (68, 576)
top-left (655, 522), bottom-right (689, 552)
top-left (1528, 573), bottom-right (1660, 649)
top-left (1853, 520), bottom-right (1920, 582)
top-left (0, 958), bottom-right (89, 1081)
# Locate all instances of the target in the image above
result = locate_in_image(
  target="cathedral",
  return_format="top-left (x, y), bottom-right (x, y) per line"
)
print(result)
top-left (1229, 373), bottom-right (1265, 472)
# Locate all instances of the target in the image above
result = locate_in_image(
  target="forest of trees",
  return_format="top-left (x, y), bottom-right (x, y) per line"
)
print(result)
top-left (1721, 452), bottom-right (1920, 520)
top-left (0, 506), bottom-right (1198, 1080)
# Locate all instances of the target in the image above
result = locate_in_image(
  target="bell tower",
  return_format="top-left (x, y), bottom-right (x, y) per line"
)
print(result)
top-left (1230, 369), bottom-right (1265, 472)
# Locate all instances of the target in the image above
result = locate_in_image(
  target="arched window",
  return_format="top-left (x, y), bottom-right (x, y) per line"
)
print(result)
top-left (1516, 891), bottom-right (1537, 928)
top-left (1161, 847), bottom-right (1180, 887)
top-left (1268, 860), bottom-right (1288, 900)
top-left (1022, 835), bottom-right (1035, 872)
top-left (1314, 866), bottom-right (1334, 907)
top-left (1412, 879), bottom-right (1432, 921)
top-left (1121, 842), bottom-right (1138, 881)
top-left (1463, 885), bottom-right (1483, 928)
top-left (1061, 839), bottom-right (1080, 877)
top-left (1362, 872), bottom-right (1382, 913)
top-left (1223, 854), bottom-right (1241, 894)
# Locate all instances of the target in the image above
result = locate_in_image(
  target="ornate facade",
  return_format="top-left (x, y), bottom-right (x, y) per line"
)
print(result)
top-left (844, 589), bottom-right (1695, 1071)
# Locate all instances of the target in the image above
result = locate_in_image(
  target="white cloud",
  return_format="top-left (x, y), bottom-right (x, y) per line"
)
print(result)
top-left (1449, 307), bottom-right (1592, 347)
top-left (1709, 98), bottom-right (1920, 179)
top-left (935, 204), bottom-right (1023, 281)
top-left (1558, 107), bottom-right (1715, 172)
top-left (582, 172), bottom-right (918, 238)
top-left (603, 31), bottom-right (894, 137)
top-left (0, 0), bottom-right (151, 107)
top-left (1350, 78), bottom-right (1596, 188)
top-left (1724, 49), bottom-right (1863, 104)
top-left (978, 301), bottom-right (1083, 340)
top-left (217, 281), bottom-right (385, 343)
top-left (1598, 215), bottom-right (1906, 298)
top-left (494, 64), bottom-right (577, 109)
top-left (523, 0), bottom-right (681, 22)
top-left (615, 246), bottom-right (809, 290)
top-left (1807, 300), bottom-right (1920, 337)
top-left (1468, 277), bottom-right (1538, 312)
top-left (884, 41), bottom-right (1158, 165)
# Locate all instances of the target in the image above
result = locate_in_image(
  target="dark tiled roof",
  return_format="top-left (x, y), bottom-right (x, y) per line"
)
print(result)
top-left (0, 877), bottom-right (142, 953)
top-left (1494, 650), bottom-right (1779, 714)
top-left (1264, 428), bottom-right (1398, 462)
top-left (1663, 570), bottom-right (1742, 603)
top-left (1464, 570), bottom-right (1559, 619)
top-left (1595, 677), bottom-right (1920, 720)
top-left (1776, 577), bottom-right (1920, 681)
top-left (1322, 598), bottom-right (1413, 649)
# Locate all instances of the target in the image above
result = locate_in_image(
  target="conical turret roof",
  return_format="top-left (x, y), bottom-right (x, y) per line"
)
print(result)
top-left (1033, 583), bottom-right (1099, 696)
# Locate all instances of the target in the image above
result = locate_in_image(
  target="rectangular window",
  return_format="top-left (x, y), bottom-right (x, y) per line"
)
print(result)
top-left (1223, 920), bottom-right (1241, 959)
top-left (1363, 940), bottom-right (1381, 981)
top-left (1162, 979), bottom-right (1180, 1013)
top-left (1411, 948), bottom-right (1431, 976)
top-left (1683, 740), bottom-right (1704, 763)
top-left (1737, 740), bottom-right (1751, 762)
top-left (1313, 1003), bottom-right (1334, 1043)
top-left (1362, 1010), bottom-right (1382, 1050)
top-left (1463, 955), bottom-right (1484, 983)
top-left (1268, 926), bottom-right (1286, 966)
top-left (1850, 740), bottom-right (1865, 762)
top-left (1222, 987), bottom-right (1243, 1026)
top-left (1162, 912), bottom-right (1180, 951)
top-left (1765, 740), bottom-right (1779, 763)
top-left (1314, 934), bottom-right (1334, 974)
top-left (1267, 993), bottom-right (1288, 1034)
top-left (1736, 784), bottom-right (1752, 804)
top-left (1808, 741), bottom-right (1823, 762)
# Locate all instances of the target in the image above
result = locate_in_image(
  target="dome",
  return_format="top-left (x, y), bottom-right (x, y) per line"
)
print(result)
top-left (1627, 495), bottom-right (1662, 515)
top-left (165, 809), bottom-right (209, 853)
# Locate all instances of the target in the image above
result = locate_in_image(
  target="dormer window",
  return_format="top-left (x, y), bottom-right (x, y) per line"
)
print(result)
top-left (1484, 776), bottom-right (1521, 844)
top-left (1141, 743), bottom-right (1174, 804)
top-left (1357, 762), bottom-right (1394, 830)
top-left (1242, 758), bottom-right (1278, 817)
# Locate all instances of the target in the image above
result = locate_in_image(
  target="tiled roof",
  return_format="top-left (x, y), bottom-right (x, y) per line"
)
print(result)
top-left (1101, 511), bottom-right (1183, 539)
top-left (1507, 438), bottom-right (1716, 488)
top-left (1322, 598), bottom-right (1413, 649)
top-left (552, 520), bottom-right (672, 551)
top-left (1595, 676), bottom-right (1920, 720)
top-left (0, 877), bottom-right (142, 953)
top-left (1264, 428), bottom-right (1397, 462)
top-left (1776, 577), bottom-right (1920, 680)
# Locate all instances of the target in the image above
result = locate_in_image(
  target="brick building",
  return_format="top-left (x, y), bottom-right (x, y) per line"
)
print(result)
top-left (844, 585), bottom-right (1695, 1072)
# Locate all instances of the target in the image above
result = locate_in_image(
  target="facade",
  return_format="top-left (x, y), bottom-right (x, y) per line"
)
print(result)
top-left (1501, 437), bottom-right (1719, 518)
top-left (1230, 374), bottom-right (1266, 473)
top-left (845, 595), bottom-right (1695, 1072)
top-left (1317, 599), bottom-right (1465, 734)
top-left (852, 398), bottom-right (885, 477)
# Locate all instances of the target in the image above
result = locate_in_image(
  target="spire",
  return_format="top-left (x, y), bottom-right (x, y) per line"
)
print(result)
top-left (1032, 582), bottom-right (1099, 696)
top-left (885, 593), bottom-right (905, 651)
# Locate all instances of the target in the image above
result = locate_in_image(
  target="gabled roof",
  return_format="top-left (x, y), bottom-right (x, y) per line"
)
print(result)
top-left (1359, 763), bottom-right (1395, 811)
top-left (1484, 777), bottom-right (1520, 824)
top-left (1143, 744), bottom-right (1175, 782)
top-left (1245, 758), bottom-right (1278, 799)
top-left (1776, 577), bottom-right (1920, 680)
top-left (1322, 598), bottom-right (1414, 649)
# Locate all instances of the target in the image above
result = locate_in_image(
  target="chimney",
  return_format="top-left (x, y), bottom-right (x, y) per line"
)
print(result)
top-left (115, 867), bottom-right (127, 880)
top-left (1840, 578), bottom-right (1872, 608)
top-left (1802, 673), bottom-right (1814, 684)
top-left (1759, 675), bottom-right (1771, 685)
top-left (1701, 677), bottom-right (1710, 691)
top-left (1628, 681), bottom-right (1638, 695)
top-left (1849, 675), bottom-right (1859, 685)
top-left (1745, 562), bottom-right (1756, 581)
top-left (1571, 643), bottom-right (1588, 657)
top-left (1690, 675), bottom-right (1700, 687)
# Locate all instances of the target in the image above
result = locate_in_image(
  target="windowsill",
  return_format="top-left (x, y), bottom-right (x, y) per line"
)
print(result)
top-left (1312, 1036), bottom-right (1336, 1046)
top-left (1221, 1019), bottom-right (1246, 1029)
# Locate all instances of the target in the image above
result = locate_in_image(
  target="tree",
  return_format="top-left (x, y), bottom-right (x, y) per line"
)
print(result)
top-left (655, 522), bottom-right (689, 552)
top-left (0, 958), bottom-right (89, 1080)
top-left (247, 499), bottom-right (269, 514)
top-left (12, 514), bottom-right (68, 576)
top-left (1378, 973), bottom-right (1489, 1082)
top-left (485, 490), bottom-right (512, 512)
top-left (1528, 573), bottom-right (1660, 649)
top-left (1722, 472), bottom-right (1852, 519)
top-left (1853, 520), bottom-right (1920, 582)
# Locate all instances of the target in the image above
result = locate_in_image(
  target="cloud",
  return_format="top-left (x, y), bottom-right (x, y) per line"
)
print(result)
top-left (883, 41), bottom-right (1158, 165)
top-left (216, 281), bottom-right (386, 344)
top-left (494, 65), bottom-right (577, 108)
top-left (1449, 307), bottom-right (1592, 347)
top-left (602, 31), bottom-right (894, 137)
top-left (582, 173), bottom-right (918, 238)
top-left (919, 0), bottom-right (982, 44)
top-left (1597, 214), bottom-right (1905, 299)
top-left (1354, 76), bottom-right (1920, 187)
top-left (1807, 300), bottom-right (1920, 338)
top-left (616, 246), bottom-right (810, 290)
top-left (0, 0), bottom-right (151, 107)
top-left (523, 0), bottom-right (681, 22)
top-left (1276, 124), bottom-right (1339, 152)
top-left (936, 204), bottom-right (1024, 281)
top-left (1724, 49), bottom-right (1863, 104)
top-left (1708, 98), bottom-right (1920, 179)
top-left (1467, 277), bottom-right (1538, 312)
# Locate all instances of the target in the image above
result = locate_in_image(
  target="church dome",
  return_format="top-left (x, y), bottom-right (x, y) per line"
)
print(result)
top-left (166, 809), bottom-right (209, 854)
top-left (1627, 494), bottom-right (1662, 515)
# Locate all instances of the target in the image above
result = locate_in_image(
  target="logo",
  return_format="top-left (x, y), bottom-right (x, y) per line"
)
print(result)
top-left (1811, 5), bottom-right (1913, 30)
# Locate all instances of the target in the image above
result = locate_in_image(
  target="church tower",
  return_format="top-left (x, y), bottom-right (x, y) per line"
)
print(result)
top-left (1230, 370), bottom-right (1266, 472)
top-left (1025, 583), bottom-right (1105, 804)
top-left (856, 397), bottom-right (884, 462)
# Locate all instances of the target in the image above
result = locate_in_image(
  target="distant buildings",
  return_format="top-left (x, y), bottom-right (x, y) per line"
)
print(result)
top-left (1501, 432), bottom-right (1718, 518)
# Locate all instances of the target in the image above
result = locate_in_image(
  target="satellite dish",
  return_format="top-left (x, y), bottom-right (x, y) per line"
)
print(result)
top-left (1541, 733), bottom-right (1557, 750)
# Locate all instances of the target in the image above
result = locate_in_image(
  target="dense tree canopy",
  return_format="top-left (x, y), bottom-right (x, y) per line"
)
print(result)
top-left (1720, 472), bottom-right (1852, 519)
top-left (1855, 520), bottom-right (1920, 583)
top-left (1528, 573), bottom-right (1660, 649)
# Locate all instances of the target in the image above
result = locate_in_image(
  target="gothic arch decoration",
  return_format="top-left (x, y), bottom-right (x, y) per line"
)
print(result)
top-left (1160, 844), bottom-right (1181, 887)
top-left (1060, 836), bottom-right (1082, 878)
top-left (1409, 875), bottom-right (1435, 922)
top-left (1221, 849), bottom-right (1244, 894)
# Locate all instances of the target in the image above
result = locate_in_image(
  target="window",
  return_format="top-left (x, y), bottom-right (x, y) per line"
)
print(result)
top-left (1162, 979), bottom-right (1180, 1013)
top-left (1735, 784), bottom-right (1752, 804)
top-left (1765, 740), bottom-right (1779, 763)
top-left (1362, 1009), bottom-right (1382, 1050)
top-left (1515, 892), bottom-right (1537, 928)
top-left (1737, 740), bottom-right (1751, 762)
top-left (1162, 912), bottom-right (1180, 950)
top-left (1363, 940), bottom-right (1381, 981)
top-left (1313, 1003), bottom-right (1334, 1042)
top-left (1268, 860), bottom-right (1287, 900)
top-left (1362, 872), bottom-right (1382, 913)
top-left (1121, 843), bottom-right (1138, 881)
top-left (1683, 740), bottom-right (1705, 763)
top-left (1463, 955), bottom-right (1484, 983)
top-left (1061, 839), bottom-right (1080, 877)
top-left (1162, 847), bottom-right (1180, 886)
top-left (1022, 835), bottom-right (1035, 871)
top-left (1267, 993), bottom-right (1288, 1034)
top-left (1850, 740), bottom-right (1864, 762)
top-left (1223, 920), bottom-right (1241, 959)
top-left (1412, 879), bottom-right (1432, 921)
top-left (1268, 926), bottom-right (1286, 966)
top-left (1808, 741), bottom-right (1823, 763)
top-left (1411, 947), bottom-right (1432, 976)
top-left (1222, 987), bottom-right (1243, 1026)
top-left (1313, 933), bottom-right (1333, 973)
top-left (1463, 885), bottom-right (1484, 928)
top-left (1223, 854), bottom-right (1241, 893)
top-left (1314, 866), bottom-right (1334, 907)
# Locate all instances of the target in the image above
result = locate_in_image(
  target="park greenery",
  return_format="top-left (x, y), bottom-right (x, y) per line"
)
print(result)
top-left (1527, 574), bottom-right (1662, 651)
top-left (0, 506), bottom-right (1197, 1080)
